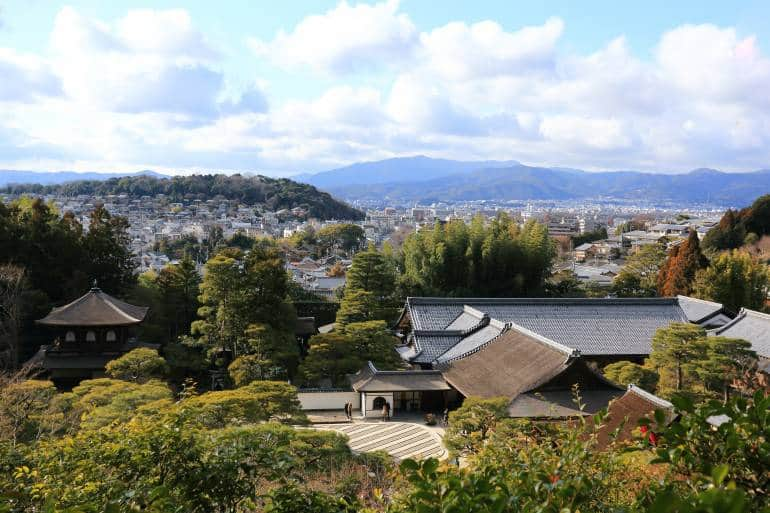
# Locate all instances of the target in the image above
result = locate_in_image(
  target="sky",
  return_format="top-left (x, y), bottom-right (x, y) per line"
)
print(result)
top-left (1, 1), bottom-right (770, 176)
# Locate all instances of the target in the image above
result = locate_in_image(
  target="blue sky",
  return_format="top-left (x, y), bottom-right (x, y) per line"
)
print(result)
top-left (1, 1), bottom-right (769, 175)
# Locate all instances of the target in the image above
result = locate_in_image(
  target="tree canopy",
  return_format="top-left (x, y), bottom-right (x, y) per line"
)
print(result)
top-left (3, 174), bottom-right (364, 220)
top-left (400, 214), bottom-right (555, 297)
top-left (693, 250), bottom-right (770, 312)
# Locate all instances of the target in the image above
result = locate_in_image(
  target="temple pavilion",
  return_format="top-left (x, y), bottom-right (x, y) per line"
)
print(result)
top-left (35, 283), bottom-right (151, 388)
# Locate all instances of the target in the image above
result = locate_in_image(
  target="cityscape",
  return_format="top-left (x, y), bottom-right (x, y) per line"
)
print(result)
top-left (1, 2), bottom-right (769, 512)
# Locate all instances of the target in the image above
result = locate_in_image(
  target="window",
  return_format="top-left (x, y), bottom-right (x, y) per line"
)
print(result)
top-left (65, 331), bottom-right (76, 342)
top-left (372, 396), bottom-right (387, 410)
top-left (105, 330), bottom-right (117, 342)
top-left (86, 331), bottom-right (96, 342)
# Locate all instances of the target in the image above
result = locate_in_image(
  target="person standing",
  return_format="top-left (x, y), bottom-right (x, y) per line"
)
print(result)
top-left (381, 402), bottom-right (388, 422)
top-left (442, 407), bottom-right (449, 426)
top-left (385, 401), bottom-right (391, 421)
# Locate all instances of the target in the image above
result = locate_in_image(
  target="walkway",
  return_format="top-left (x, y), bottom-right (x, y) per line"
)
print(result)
top-left (313, 421), bottom-right (446, 460)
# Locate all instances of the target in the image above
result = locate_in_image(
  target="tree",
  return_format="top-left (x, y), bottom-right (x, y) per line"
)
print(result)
top-left (612, 243), bottom-right (667, 297)
top-left (657, 231), bottom-right (708, 296)
top-left (444, 396), bottom-right (509, 457)
top-left (181, 381), bottom-right (306, 427)
top-left (193, 249), bottom-right (249, 354)
top-left (0, 379), bottom-right (56, 444)
top-left (69, 377), bottom-right (173, 430)
top-left (649, 323), bottom-right (708, 396)
top-left (156, 256), bottom-right (201, 342)
top-left (603, 361), bottom-right (659, 391)
top-left (0, 265), bottom-right (26, 369)
top-left (335, 289), bottom-right (379, 326)
top-left (695, 337), bottom-right (757, 401)
top-left (317, 223), bottom-right (365, 253)
top-left (400, 214), bottom-right (555, 298)
top-left (344, 245), bottom-right (395, 299)
top-left (340, 320), bottom-right (403, 370)
top-left (298, 333), bottom-right (363, 387)
top-left (105, 348), bottom-right (169, 383)
top-left (83, 205), bottom-right (135, 294)
top-left (693, 250), bottom-right (770, 312)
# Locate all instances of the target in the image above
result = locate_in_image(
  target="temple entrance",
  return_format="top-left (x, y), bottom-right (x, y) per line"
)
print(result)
top-left (372, 396), bottom-right (387, 410)
top-left (420, 390), bottom-right (446, 412)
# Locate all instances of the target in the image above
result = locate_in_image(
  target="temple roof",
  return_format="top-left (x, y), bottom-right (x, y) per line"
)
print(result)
top-left (349, 362), bottom-right (451, 392)
top-left (440, 325), bottom-right (623, 417)
top-left (400, 296), bottom-right (724, 363)
top-left (710, 308), bottom-right (770, 358)
top-left (37, 287), bottom-right (148, 327)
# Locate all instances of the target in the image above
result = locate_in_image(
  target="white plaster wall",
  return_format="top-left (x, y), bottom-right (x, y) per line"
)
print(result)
top-left (363, 392), bottom-right (394, 418)
top-left (297, 391), bottom-right (359, 411)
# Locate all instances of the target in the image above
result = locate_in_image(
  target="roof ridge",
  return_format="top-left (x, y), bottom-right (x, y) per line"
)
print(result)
top-left (627, 384), bottom-right (674, 409)
top-left (406, 296), bottom-right (679, 305)
top-left (711, 310), bottom-right (748, 335)
top-left (507, 321), bottom-right (579, 357)
top-left (433, 323), bottom-right (510, 364)
top-left (741, 307), bottom-right (770, 320)
top-left (676, 294), bottom-right (722, 307)
top-left (100, 293), bottom-right (143, 323)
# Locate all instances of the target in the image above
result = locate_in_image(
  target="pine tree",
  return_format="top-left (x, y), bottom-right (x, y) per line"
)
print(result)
top-left (649, 323), bottom-right (707, 396)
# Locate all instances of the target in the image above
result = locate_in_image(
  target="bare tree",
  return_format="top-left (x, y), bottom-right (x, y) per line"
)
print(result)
top-left (0, 264), bottom-right (26, 370)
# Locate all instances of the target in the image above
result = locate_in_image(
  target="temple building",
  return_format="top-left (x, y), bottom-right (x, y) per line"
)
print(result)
top-left (34, 283), bottom-right (152, 388)
top-left (339, 296), bottom-right (738, 419)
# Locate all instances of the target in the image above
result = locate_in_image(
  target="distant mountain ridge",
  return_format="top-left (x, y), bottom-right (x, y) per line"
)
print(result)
top-left (297, 155), bottom-right (520, 188)
top-left (300, 157), bottom-right (770, 206)
top-left (0, 170), bottom-right (167, 187)
top-left (1, 174), bottom-right (363, 220)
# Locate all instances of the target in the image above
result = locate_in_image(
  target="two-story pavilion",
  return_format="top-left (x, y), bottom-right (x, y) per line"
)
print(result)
top-left (35, 283), bottom-right (151, 388)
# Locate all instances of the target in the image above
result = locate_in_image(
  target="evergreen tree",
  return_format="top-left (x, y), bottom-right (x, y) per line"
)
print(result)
top-left (193, 242), bottom-right (298, 372)
top-left (649, 323), bottom-right (708, 396)
top-left (84, 205), bottom-right (135, 294)
top-left (612, 243), bottom-right (667, 297)
top-left (696, 337), bottom-right (757, 401)
top-left (602, 361), bottom-right (659, 391)
top-left (657, 230), bottom-right (708, 296)
top-left (156, 256), bottom-right (201, 342)
top-left (693, 250), bottom-right (770, 312)
top-left (297, 333), bottom-right (362, 387)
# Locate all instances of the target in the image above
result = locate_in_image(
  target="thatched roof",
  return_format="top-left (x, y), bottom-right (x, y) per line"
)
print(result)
top-left (440, 326), bottom-right (576, 399)
top-left (37, 287), bottom-right (148, 327)
top-left (441, 325), bottom-right (624, 417)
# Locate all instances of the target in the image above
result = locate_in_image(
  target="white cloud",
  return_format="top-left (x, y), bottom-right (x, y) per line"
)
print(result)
top-left (2, 4), bottom-right (770, 175)
top-left (420, 17), bottom-right (563, 80)
top-left (0, 49), bottom-right (61, 101)
top-left (49, 7), bottom-right (231, 118)
top-left (248, 0), bottom-right (417, 74)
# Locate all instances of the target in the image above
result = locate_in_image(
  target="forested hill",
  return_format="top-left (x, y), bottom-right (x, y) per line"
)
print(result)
top-left (2, 174), bottom-right (364, 220)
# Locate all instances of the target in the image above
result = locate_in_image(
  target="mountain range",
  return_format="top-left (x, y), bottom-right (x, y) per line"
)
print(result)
top-left (0, 170), bottom-right (167, 187)
top-left (299, 157), bottom-right (770, 206)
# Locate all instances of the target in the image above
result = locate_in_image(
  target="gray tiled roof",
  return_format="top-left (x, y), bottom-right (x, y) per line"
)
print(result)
top-left (711, 308), bottom-right (770, 358)
top-left (411, 334), bottom-right (461, 363)
top-left (435, 323), bottom-right (504, 362)
top-left (676, 295), bottom-right (725, 322)
top-left (405, 297), bottom-right (697, 359)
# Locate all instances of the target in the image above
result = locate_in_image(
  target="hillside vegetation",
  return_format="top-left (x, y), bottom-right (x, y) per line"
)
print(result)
top-left (2, 174), bottom-right (363, 220)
